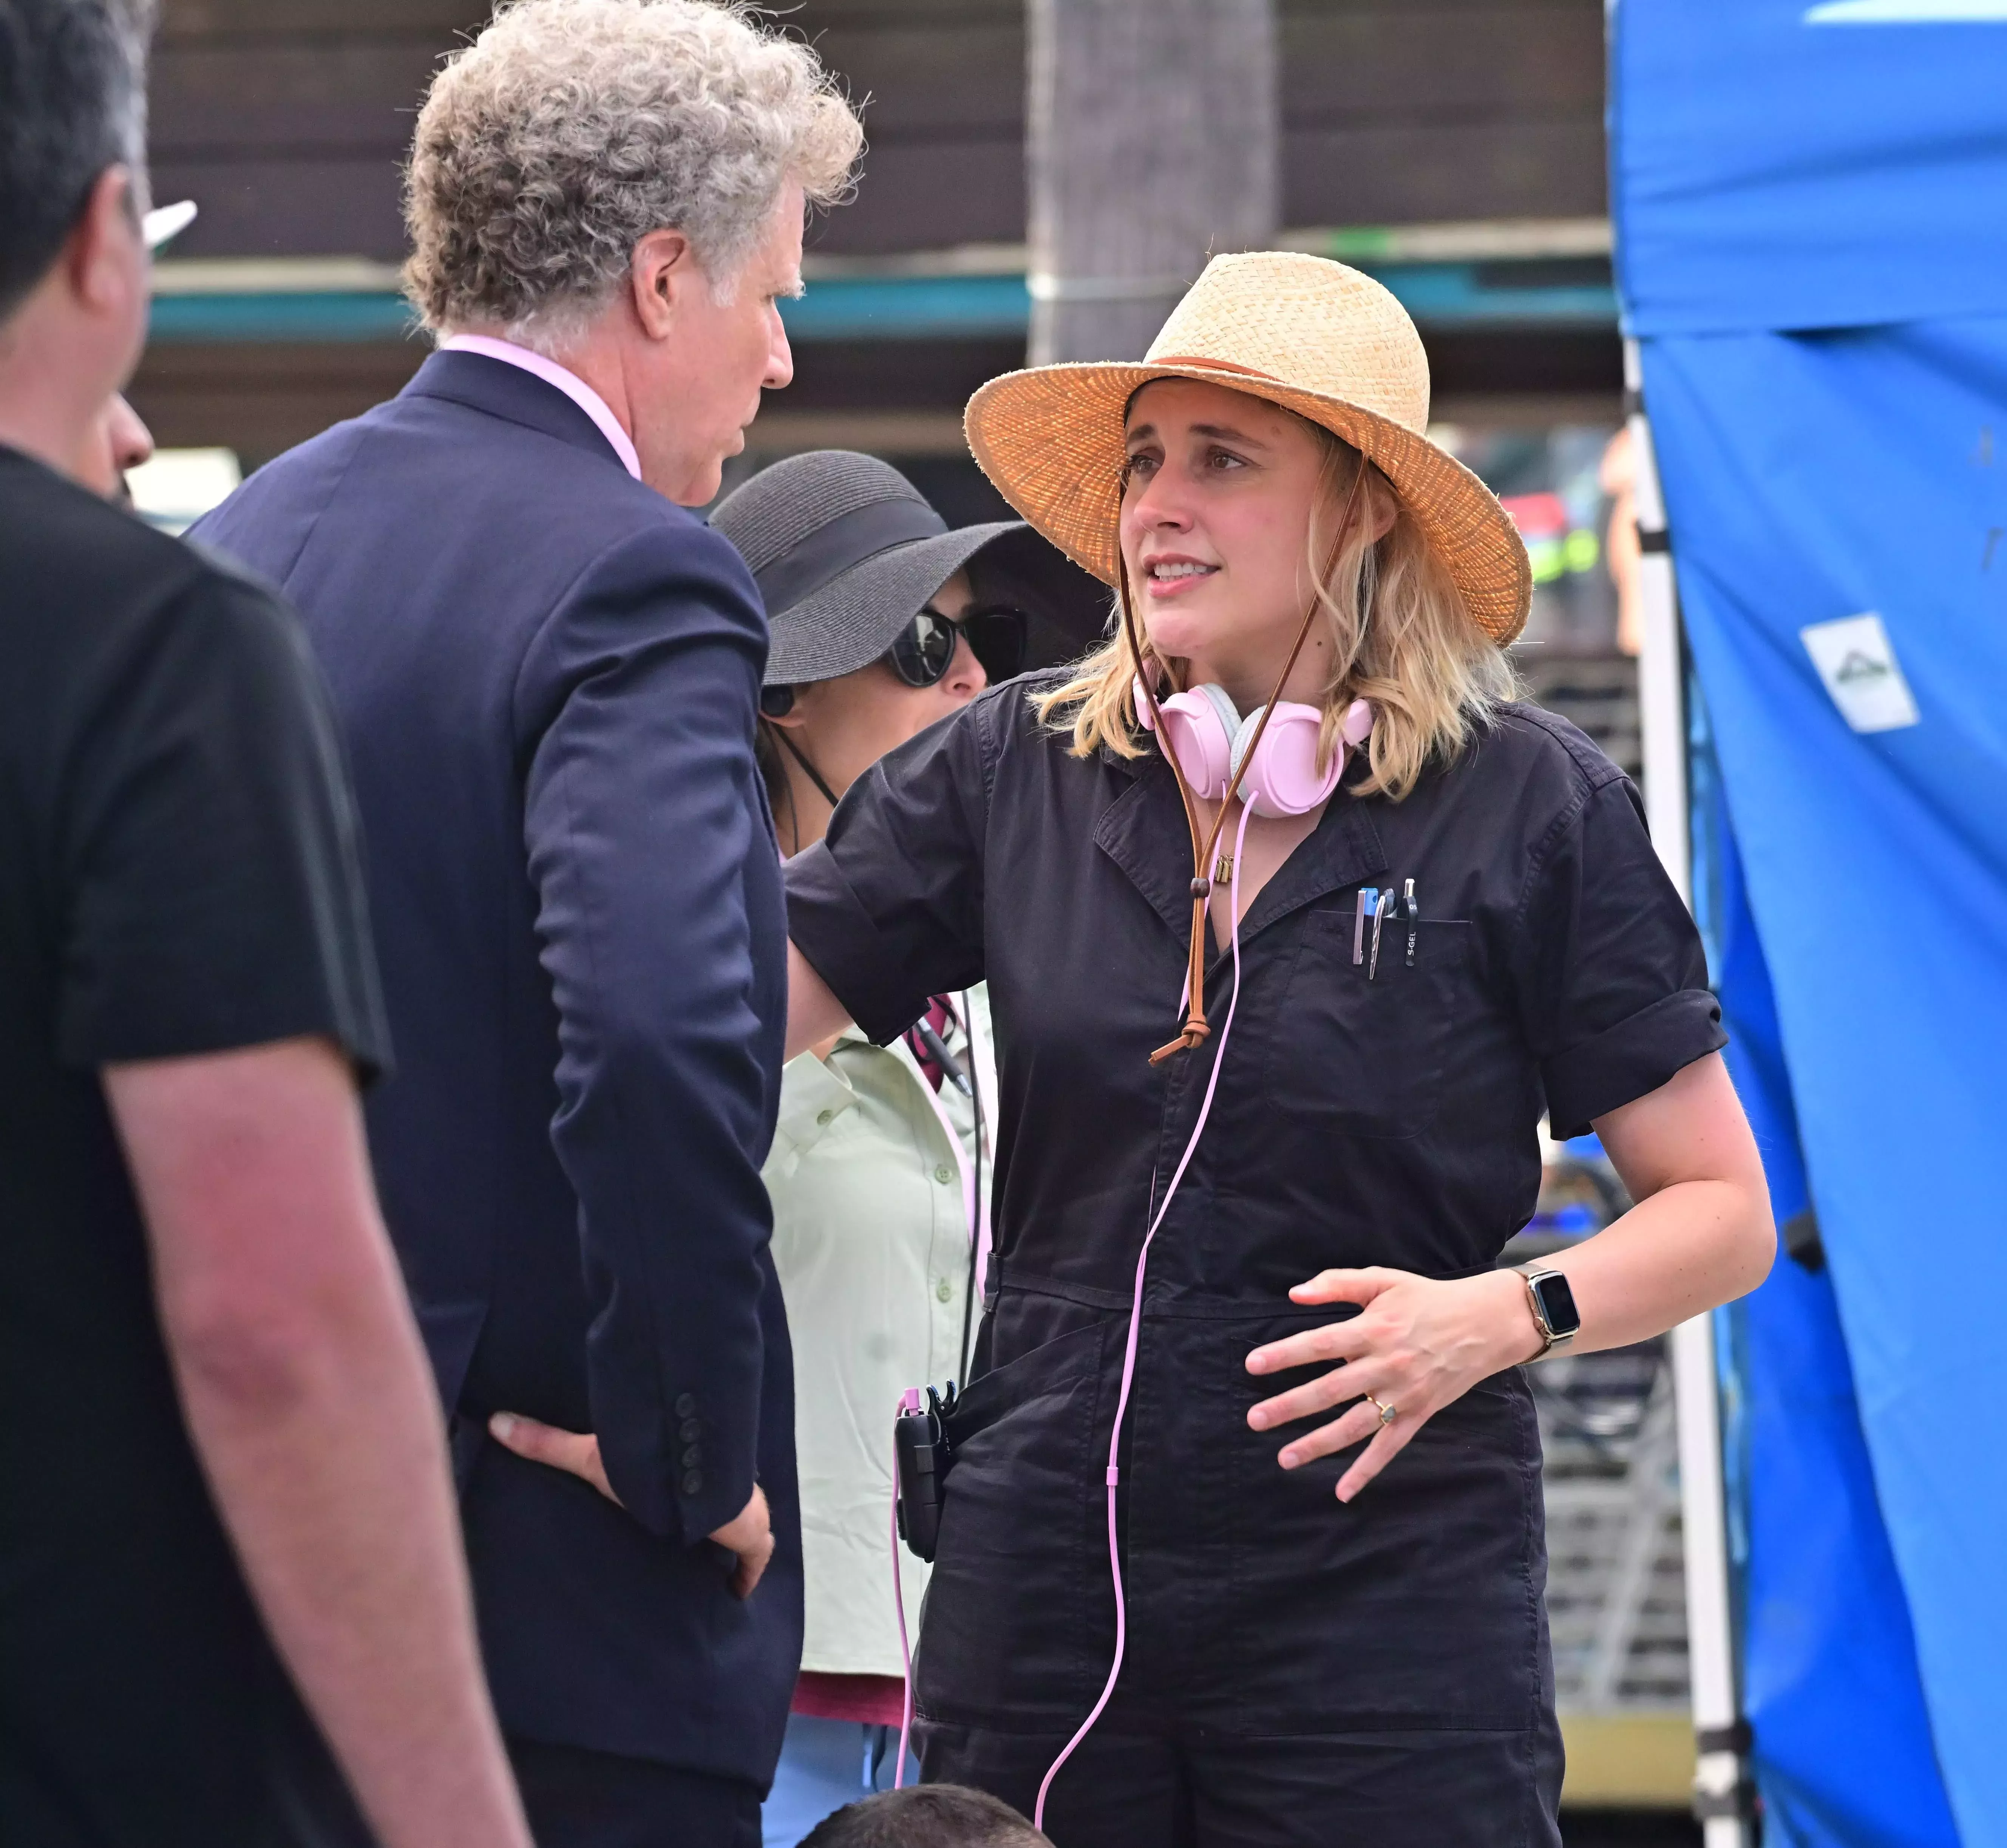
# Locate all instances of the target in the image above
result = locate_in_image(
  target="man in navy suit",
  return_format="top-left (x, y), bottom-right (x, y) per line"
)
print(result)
top-left (195, 4), bottom-right (863, 1841)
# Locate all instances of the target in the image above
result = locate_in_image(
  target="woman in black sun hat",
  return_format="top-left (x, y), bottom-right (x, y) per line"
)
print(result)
top-left (715, 450), bottom-right (1103, 856)
top-left (709, 451), bottom-right (1102, 1841)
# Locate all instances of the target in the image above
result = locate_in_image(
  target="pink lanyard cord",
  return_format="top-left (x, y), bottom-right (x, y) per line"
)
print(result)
top-left (894, 815), bottom-right (1255, 1821)
top-left (1033, 801), bottom-right (1256, 1830)
top-left (892, 1390), bottom-right (921, 1787)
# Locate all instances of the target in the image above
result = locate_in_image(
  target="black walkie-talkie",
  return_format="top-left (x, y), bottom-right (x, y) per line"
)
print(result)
top-left (894, 1383), bottom-right (957, 1563)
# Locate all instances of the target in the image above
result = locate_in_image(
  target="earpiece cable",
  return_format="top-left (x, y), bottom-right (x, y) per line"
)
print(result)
top-left (1029, 458), bottom-right (1377, 1826)
top-left (1032, 795), bottom-right (1257, 1831)
top-left (768, 720), bottom-right (844, 813)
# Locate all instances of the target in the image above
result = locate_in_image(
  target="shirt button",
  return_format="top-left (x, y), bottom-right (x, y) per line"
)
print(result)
top-left (934, 1164), bottom-right (953, 1185)
top-left (681, 1469), bottom-right (704, 1496)
top-left (816, 1108), bottom-right (834, 1126)
top-left (675, 1393), bottom-right (697, 1418)
top-left (936, 1278), bottom-right (954, 1303)
top-left (678, 1417), bottom-right (702, 1443)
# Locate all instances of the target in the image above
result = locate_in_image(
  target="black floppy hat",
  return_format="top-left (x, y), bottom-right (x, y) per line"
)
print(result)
top-left (709, 451), bottom-right (1027, 689)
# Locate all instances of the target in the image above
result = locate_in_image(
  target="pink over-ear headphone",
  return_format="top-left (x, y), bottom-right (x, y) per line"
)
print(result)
top-left (1133, 677), bottom-right (1373, 817)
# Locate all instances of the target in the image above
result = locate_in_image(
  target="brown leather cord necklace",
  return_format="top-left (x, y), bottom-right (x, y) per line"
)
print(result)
top-left (1117, 454), bottom-right (1372, 1065)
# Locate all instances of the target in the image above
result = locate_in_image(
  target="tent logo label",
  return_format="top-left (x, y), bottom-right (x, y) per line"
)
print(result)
top-left (1800, 613), bottom-right (1922, 732)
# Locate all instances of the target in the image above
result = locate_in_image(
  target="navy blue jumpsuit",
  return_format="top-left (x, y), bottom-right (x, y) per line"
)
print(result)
top-left (783, 674), bottom-right (1724, 1847)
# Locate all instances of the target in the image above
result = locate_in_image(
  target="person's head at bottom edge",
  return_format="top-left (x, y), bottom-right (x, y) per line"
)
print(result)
top-left (799, 1783), bottom-right (1051, 1848)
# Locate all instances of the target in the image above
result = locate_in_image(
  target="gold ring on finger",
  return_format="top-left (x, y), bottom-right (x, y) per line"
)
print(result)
top-left (1366, 1394), bottom-right (1397, 1427)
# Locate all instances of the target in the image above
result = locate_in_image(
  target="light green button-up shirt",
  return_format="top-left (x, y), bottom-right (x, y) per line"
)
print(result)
top-left (763, 991), bottom-right (989, 1678)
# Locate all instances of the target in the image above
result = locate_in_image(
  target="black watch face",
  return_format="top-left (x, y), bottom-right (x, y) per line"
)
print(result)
top-left (1533, 1271), bottom-right (1582, 1337)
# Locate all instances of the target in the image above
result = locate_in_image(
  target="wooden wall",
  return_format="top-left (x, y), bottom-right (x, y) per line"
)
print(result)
top-left (150, 0), bottom-right (1607, 261)
top-left (136, 1), bottom-right (1613, 460)
top-left (1278, 3), bottom-right (1606, 232)
top-left (150, 1), bottom-right (480, 260)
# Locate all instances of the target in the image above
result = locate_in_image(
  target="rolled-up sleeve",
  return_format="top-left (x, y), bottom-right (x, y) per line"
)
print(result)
top-left (1511, 775), bottom-right (1726, 1139)
top-left (783, 692), bottom-right (993, 1043)
top-left (518, 521), bottom-right (782, 1548)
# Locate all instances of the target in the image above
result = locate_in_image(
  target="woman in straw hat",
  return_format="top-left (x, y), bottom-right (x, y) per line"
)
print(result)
top-left (779, 254), bottom-right (1774, 1844)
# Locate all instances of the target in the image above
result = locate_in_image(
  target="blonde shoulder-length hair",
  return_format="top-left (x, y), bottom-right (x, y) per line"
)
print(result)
top-left (1034, 423), bottom-right (1518, 800)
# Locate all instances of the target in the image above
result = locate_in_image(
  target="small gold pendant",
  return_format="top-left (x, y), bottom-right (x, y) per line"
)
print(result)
top-left (1213, 855), bottom-right (1234, 883)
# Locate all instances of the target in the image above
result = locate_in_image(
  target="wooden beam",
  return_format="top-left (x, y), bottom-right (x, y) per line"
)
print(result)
top-left (1026, 0), bottom-right (1278, 362)
top-left (150, 40), bottom-right (447, 155)
top-left (1286, 119), bottom-right (1607, 227)
top-left (124, 340), bottom-right (427, 465)
top-left (159, 0), bottom-right (484, 38)
top-left (1558, 1712), bottom-right (1695, 1809)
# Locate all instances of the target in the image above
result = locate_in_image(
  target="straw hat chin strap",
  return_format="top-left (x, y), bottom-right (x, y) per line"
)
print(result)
top-left (1120, 454), bottom-right (1373, 1065)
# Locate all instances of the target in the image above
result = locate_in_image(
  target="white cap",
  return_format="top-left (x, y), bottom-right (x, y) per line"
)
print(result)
top-left (142, 199), bottom-right (198, 252)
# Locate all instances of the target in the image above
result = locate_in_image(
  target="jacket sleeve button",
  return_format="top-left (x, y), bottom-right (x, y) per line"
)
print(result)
top-left (675, 1393), bottom-right (697, 1418)
top-left (678, 1417), bottom-right (702, 1443)
top-left (681, 1470), bottom-right (704, 1496)
top-left (680, 1445), bottom-right (702, 1469)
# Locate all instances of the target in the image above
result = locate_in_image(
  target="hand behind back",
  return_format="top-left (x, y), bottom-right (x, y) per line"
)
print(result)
top-left (487, 1412), bottom-right (774, 1597)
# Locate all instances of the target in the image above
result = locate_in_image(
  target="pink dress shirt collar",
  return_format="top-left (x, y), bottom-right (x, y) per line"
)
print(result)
top-left (438, 333), bottom-right (642, 481)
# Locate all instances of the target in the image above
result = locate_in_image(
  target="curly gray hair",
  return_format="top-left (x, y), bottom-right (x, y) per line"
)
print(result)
top-left (404, 0), bottom-right (862, 345)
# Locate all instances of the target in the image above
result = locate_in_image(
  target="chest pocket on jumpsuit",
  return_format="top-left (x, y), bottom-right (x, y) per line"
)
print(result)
top-left (1262, 904), bottom-right (1471, 1138)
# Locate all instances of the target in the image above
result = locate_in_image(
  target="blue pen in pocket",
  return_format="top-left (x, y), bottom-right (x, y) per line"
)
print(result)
top-left (1369, 886), bottom-right (1392, 980)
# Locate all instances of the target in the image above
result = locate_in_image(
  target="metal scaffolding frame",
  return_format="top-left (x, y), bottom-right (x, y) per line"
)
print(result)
top-left (1625, 337), bottom-right (1755, 1848)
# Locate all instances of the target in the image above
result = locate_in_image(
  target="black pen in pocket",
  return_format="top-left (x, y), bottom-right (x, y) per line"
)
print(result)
top-left (1403, 877), bottom-right (1419, 968)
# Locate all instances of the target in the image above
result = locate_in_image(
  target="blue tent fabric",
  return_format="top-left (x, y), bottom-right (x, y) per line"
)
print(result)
top-left (1639, 318), bottom-right (2007, 1848)
top-left (1613, 5), bottom-right (2007, 1842)
top-left (1699, 748), bottom-right (1960, 1848)
top-left (1611, 0), bottom-right (2007, 336)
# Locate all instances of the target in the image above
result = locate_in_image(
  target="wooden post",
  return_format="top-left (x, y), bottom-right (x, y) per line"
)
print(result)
top-left (1026, 0), bottom-right (1278, 364)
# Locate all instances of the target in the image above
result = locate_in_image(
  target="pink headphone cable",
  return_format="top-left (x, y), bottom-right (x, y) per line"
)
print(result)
top-left (889, 807), bottom-right (1255, 1819)
top-left (1031, 799), bottom-right (1256, 1831)
top-left (893, 1395), bottom-right (920, 1788)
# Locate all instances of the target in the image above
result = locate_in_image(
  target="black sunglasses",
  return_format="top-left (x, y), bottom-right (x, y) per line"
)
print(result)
top-left (885, 603), bottom-right (1029, 688)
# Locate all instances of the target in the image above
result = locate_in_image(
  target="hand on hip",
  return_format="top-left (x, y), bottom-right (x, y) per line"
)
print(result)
top-left (1244, 1267), bottom-right (1543, 1502)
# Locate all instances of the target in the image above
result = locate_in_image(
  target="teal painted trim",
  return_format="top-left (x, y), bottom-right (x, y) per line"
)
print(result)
top-left (1368, 261), bottom-right (1619, 328)
top-left (148, 291), bottom-right (422, 342)
top-left (145, 262), bottom-right (1617, 345)
top-left (780, 273), bottom-right (1031, 339)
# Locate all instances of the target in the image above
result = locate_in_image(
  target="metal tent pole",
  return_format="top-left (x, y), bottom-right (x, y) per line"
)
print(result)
top-left (1624, 337), bottom-right (1757, 1848)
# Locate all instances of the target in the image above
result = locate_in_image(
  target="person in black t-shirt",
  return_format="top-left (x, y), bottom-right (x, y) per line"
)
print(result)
top-left (0, 4), bottom-right (532, 1845)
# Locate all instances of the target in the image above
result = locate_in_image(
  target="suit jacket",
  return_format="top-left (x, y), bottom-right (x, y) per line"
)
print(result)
top-left (194, 351), bottom-right (800, 1783)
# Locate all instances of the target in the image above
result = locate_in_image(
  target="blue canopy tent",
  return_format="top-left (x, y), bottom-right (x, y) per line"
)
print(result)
top-left (1610, 5), bottom-right (2007, 1843)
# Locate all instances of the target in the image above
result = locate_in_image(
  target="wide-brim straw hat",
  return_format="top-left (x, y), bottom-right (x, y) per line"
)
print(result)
top-left (963, 251), bottom-right (1531, 646)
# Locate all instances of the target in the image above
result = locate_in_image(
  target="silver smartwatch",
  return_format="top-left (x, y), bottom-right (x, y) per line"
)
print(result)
top-left (1513, 1263), bottom-right (1581, 1359)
